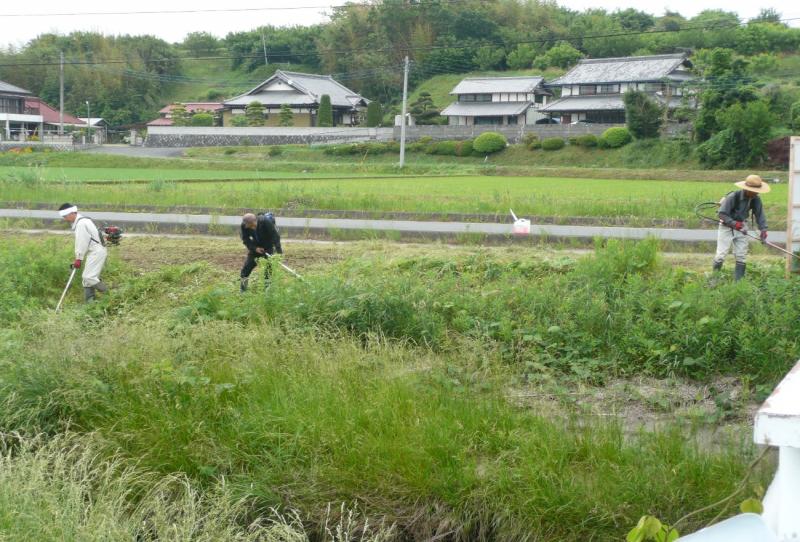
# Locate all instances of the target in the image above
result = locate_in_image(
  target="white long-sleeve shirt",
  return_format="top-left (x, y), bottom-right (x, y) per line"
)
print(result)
top-left (71, 214), bottom-right (103, 259)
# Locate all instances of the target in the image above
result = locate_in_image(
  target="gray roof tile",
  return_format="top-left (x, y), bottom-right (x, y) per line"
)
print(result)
top-left (226, 70), bottom-right (368, 108)
top-left (441, 101), bottom-right (530, 116)
top-left (550, 54), bottom-right (693, 85)
top-left (0, 79), bottom-right (32, 95)
top-left (450, 76), bottom-right (545, 95)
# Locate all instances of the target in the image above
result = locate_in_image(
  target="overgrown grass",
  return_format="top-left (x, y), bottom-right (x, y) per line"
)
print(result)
top-left (0, 173), bottom-right (788, 223)
top-left (0, 434), bottom-right (396, 541)
top-left (0, 236), bottom-right (782, 540)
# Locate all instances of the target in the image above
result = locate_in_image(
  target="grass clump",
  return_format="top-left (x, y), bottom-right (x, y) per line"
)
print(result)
top-left (541, 137), bottom-right (566, 151)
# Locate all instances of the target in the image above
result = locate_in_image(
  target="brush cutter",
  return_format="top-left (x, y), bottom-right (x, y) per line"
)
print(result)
top-left (695, 202), bottom-right (800, 260)
top-left (55, 267), bottom-right (77, 312)
top-left (263, 253), bottom-right (304, 281)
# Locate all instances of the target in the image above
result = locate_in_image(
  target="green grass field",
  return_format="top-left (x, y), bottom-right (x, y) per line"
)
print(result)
top-left (0, 235), bottom-right (779, 540)
top-left (1, 172), bottom-right (788, 224)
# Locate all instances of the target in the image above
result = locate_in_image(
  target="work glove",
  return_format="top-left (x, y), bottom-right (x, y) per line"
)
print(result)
top-left (760, 230), bottom-right (768, 244)
top-left (734, 221), bottom-right (747, 233)
top-left (71, 259), bottom-right (82, 269)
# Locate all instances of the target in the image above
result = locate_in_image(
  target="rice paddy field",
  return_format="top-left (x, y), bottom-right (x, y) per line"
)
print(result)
top-left (0, 171), bottom-right (788, 225)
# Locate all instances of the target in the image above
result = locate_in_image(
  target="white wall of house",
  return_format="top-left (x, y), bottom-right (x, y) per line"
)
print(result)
top-left (265, 81), bottom-right (296, 92)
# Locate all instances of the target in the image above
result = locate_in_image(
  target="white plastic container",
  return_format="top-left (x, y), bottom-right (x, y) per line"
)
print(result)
top-left (676, 513), bottom-right (777, 541)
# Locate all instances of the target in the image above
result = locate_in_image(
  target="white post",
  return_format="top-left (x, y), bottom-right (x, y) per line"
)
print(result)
top-left (754, 360), bottom-right (800, 540)
top-left (399, 55), bottom-right (409, 168)
top-left (787, 137), bottom-right (800, 275)
top-left (59, 51), bottom-right (64, 136)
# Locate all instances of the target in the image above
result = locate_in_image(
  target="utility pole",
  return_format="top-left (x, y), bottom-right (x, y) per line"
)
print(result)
top-left (85, 101), bottom-right (91, 144)
top-left (59, 51), bottom-right (64, 136)
top-left (399, 55), bottom-right (409, 168)
top-left (261, 33), bottom-right (269, 66)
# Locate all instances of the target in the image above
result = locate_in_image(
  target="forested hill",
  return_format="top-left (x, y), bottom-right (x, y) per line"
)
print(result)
top-left (0, 1), bottom-right (798, 126)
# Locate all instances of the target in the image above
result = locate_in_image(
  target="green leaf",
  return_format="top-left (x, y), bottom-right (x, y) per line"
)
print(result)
top-left (655, 527), bottom-right (679, 542)
top-left (547, 325), bottom-right (561, 334)
top-left (740, 497), bottom-right (764, 514)
top-left (643, 516), bottom-right (662, 537)
top-left (668, 300), bottom-right (683, 310)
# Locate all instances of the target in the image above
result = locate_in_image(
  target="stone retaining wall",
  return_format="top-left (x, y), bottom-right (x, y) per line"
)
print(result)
top-left (145, 126), bottom-right (394, 147)
top-left (394, 124), bottom-right (618, 143)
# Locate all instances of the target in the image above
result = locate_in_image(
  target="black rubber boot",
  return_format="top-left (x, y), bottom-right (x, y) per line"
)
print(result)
top-left (734, 262), bottom-right (746, 281)
top-left (84, 287), bottom-right (96, 302)
top-left (712, 260), bottom-right (723, 272)
top-left (240, 277), bottom-right (249, 292)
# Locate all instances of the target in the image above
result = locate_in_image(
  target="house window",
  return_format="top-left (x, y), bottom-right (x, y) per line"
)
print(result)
top-left (579, 85), bottom-right (597, 95)
top-left (506, 115), bottom-right (518, 125)
top-left (0, 97), bottom-right (23, 114)
top-left (598, 84), bottom-right (620, 94)
top-left (640, 82), bottom-right (664, 92)
top-left (534, 94), bottom-right (544, 104)
top-left (474, 116), bottom-right (503, 125)
top-left (585, 110), bottom-right (626, 124)
top-left (459, 94), bottom-right (492, 102)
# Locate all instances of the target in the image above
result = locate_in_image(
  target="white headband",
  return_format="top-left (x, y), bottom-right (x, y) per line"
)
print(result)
top-left (58, 206), bottom-right (78, 217)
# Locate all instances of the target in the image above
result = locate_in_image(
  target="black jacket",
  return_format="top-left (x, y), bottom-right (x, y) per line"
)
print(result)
top-left (241, 214), bottom-right (282, 255)
top-left (718, 190), bottom-right (767, 231)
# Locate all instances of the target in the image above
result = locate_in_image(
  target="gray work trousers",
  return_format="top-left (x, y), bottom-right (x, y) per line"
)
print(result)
top-left (713, 225), bottom-right (750, 264)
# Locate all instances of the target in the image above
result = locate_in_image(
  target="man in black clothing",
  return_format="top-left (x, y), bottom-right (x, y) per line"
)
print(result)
top-left (240, 212), bottom-right (283, 291)
top-left (713, 175), bottom-right (770, 281)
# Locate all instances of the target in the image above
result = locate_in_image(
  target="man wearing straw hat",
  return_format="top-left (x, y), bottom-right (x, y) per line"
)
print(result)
top-left (58, 203), bottom-right (109, 301)
top-left (712, 175), bottom-right (770, 281)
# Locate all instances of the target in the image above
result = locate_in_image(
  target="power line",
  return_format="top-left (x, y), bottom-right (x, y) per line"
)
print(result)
top-left (0, 0), bottom-right (471, 18)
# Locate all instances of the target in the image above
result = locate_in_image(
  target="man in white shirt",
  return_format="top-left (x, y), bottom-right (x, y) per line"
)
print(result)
top-left (58, 203), bottom-right (109, 301)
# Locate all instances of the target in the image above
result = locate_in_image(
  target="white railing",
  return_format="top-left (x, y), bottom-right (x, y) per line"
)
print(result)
top-left (679, 360), bottom-right (800, 541)
top-left (754, 361), bottom-right (800, 540)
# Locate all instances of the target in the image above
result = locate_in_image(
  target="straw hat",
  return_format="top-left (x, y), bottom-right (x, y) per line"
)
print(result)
top-left (735, 174), bottom-right (771, 194)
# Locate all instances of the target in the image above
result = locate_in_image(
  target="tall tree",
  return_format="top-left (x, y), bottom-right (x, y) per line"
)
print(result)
top-left (318, 95), bottom-right (333, 127)
top-left (366, 101), bottom-right (382, 127)
top-left (623, 91), bottom-right (663, 138)
top-left (279, 104), bottom-right (294, 126)
top-left (409, 92), bottom-right (441, 125)
top-left (245, 101), bottom-right (265, 126)
top-left (171, 103), bottom-right (190, 126)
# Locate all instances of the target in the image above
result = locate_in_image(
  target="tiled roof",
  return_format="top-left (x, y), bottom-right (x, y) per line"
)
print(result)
top-left (157, 102), bottom-right (222, 114)
top-left (24, 98), bottom-right (85, 125)
top-left (441, 101), bottom-right (531, 117)
top-left (147, 117), bottom-right (174, 126)
top-left (450, 76), bottom-right (546, 95)
top-left (550, 54), bottom-right (693, 85)
top-left (540, 95), bottom-right (626, 112)
top-left (226, 70), bottom-right (368, 108)
top-left (0, 79), bottom-right (31, 95)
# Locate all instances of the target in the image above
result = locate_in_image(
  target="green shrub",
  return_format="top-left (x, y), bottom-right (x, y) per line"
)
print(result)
top-left (428, 141), bottom-right (458, 156)
top-left (601, 127), bottom-right (633, 148)
top-left (541, 137), bottom-right (566, 151)
top-left (223, 148), bottom-right (236, 155)
top-left (473, 132), bottom-right (508, 154)
top-left (568, 136), bottom-right (579, 146)
top-left (792, 101), bottom-right (800, 131)
top-left (527, 139), bottom-right (542, 150)
top-left (268, 146), bottom-right (283, 157)
top-left (229, 115), bottom-right (248, 127)
top-left (596, 136), bottom-right (609, 149)
top-left (576, 134), bottom-right (598, 147)
top-left (455, 139), bottom-right (474, 157)
top-left (522, 133), bottom-right (539, 146)
top-left (190, 113), bottom-right (214, 127)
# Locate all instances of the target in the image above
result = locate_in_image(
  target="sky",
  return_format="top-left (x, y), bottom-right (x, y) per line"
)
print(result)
top-left (0, 0), bottom-right (796, 47)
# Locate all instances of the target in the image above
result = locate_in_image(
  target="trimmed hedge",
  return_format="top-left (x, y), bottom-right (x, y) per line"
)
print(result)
top-left (541, 137), bottom-right (566, 151)
top-left (600, 127), bottom-right (632, 148)
top-left (473, 132), bottom-right (508, 154)
top-left (576, 134), bottom-right (598, 147)
top-left (455, 139), bottom-right (474, 157)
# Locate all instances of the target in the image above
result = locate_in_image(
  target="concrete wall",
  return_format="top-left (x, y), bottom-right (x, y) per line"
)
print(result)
top-left (145, 126), bottom-right (394, 147)
top-left (394, 124), bottom-right (618, 143)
